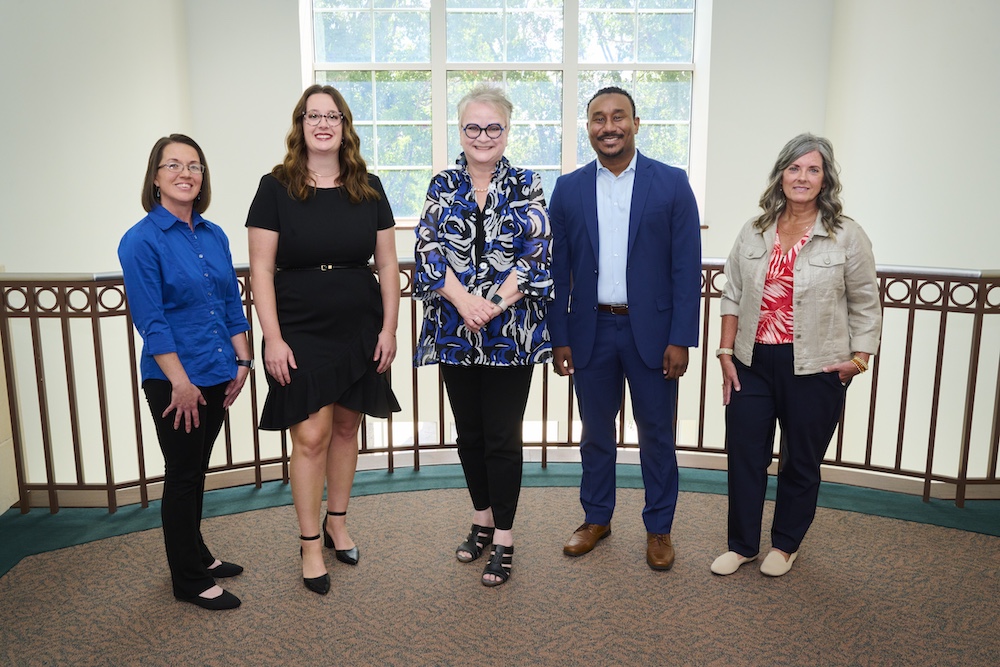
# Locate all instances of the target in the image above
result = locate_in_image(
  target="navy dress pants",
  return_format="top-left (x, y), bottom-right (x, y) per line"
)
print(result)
top-left (440, 364), bottom-right (534, 531)
top-left (573, 312), bottom-right (680, 534)
top-left (143, 379), bottom-right (229, 598)
top-left (725, 344), bottom-right (847, 556)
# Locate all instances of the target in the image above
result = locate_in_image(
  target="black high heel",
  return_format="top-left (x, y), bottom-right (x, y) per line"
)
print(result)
top-left (300, 534), bottom-right (330, 595)
top-left (456, 524), bottom-right (495, 563)
top-left (481, 544), bottom-right (513, 587)
top-left (324, 510), bottom-right (360, 565)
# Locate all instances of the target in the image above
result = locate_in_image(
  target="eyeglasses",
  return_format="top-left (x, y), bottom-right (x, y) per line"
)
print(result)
top-left (302, 111), bottom-right (345, 127)
top-left (158, 162), bottom-right (206, 174)
top-left (462, 123), bottom-right (505, 140)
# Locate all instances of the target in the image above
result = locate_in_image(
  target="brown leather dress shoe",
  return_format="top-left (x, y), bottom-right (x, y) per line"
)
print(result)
top-left (646, 533), bottom-right (675, 571)
top-left (563, 522), bottom-right (611, 556)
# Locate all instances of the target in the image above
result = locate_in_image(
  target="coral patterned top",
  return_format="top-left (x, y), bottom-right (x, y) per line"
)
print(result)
top-left (755, 230), bottom-right (811, 344)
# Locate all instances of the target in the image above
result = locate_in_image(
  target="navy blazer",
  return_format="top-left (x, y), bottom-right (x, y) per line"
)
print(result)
top-left (548, 151), bottom-right (702, 369)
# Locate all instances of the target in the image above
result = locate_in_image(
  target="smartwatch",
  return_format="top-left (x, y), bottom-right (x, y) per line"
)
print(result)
top-left (489, 294), bottom-right (506, 309)
top-left (236, 358), bottom-right (254, 369)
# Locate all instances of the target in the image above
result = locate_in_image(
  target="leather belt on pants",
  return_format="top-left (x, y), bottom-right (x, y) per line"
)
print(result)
top-left (597, 304), bottom-right (629, 315)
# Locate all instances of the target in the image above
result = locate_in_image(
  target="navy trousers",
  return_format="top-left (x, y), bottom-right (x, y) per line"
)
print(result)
top-left (440, 364), bottom-right (534, 531)
top-left (143, 379), bottom-right (229, 598)
top-left (725, 344), bottom-right (847, 556)
top-left (573, 312), bottom-right (680, 534)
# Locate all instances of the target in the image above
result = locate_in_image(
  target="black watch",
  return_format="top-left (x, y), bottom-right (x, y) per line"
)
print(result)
top-left (490, 293), bottom-right (505, 309)
top-left (236, 358), bottom-right (254, 369)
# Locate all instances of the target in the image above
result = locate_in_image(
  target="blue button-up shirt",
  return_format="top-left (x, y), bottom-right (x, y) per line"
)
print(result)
top-left (118, 205), bottom-right (249, 386)
top-left (595, 151), bottom-right (637, 305)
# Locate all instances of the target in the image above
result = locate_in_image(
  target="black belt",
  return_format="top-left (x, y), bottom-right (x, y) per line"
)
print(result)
top-left (276, 263), bottom-right (369, 272)
top-left (598, 304), bottom-right (629, 315)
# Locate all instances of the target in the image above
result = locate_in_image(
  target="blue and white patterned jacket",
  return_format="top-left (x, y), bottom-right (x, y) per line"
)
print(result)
top-left (413, 154), bottom-right (552, 366)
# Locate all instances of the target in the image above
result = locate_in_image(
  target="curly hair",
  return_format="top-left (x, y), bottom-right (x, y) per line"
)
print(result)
top-left (755, 133), bottom-right (849, 234)
top-left (141, 134), bottom-right (211, 214)
top-left (272, 84), bottom-right (379, 204)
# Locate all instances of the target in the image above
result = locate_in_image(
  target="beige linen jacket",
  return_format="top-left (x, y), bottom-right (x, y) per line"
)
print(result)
top-left (721, 213), bottom-right (882, 375)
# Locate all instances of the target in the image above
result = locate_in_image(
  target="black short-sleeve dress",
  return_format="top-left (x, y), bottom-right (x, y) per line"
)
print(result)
top-left (246, 173), bottom-right (401, 430)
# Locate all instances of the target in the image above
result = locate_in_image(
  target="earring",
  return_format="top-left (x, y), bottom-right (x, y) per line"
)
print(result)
top-left (155, 187), bottom-right (161, 200)
top-left (195, 193), bottom-right (201, 202)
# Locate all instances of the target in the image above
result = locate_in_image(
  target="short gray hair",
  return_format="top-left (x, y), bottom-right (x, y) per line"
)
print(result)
top-left (457, 84), bottom-right (513, 128)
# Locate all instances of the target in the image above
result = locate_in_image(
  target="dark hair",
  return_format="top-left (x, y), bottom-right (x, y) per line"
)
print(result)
top-left (272, 84), bottom-right (379, 204)
top-left (587, 86), bottom-right (637, 118)
top-left (141, 134), bottom-right (211, 213)
top-left (755, 133), bottom-right (849, 234)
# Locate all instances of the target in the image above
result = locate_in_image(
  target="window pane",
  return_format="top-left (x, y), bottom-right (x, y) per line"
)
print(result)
top-left (636, 71), bottom-right (691, 121)
top-left (580, 0), bottom-right (635, 8)
top-left (534, 168), bottom-right (560, 203)
top-left (639, 124), bottom-right (689, 167)
top-left (355, 125), bottom-right (374, 159)
top-left (374, 0), bottom-right (431, 8)
top-left (579, 12), bottom-right (635, 63)
top-left (447, 11), bottom-right (503, 61)
top-left (315, 11), bottom-right (372, 62)
top-left (374, 10), bottom-right (431, 63)
top-left (376, 125), bottom-right (433, 166)
top-left (506, 11), bottom-right (562, 63)
top-left (316, 71), bottom-right (374, 120)
top-left (505, 124), bottom-right (561, 166)
top-left (639, 0), bottom-right (694, 8)
top-left (506, 71), bottom-right (562, 122)
top-left (637, 13), bottom-right (693, 62)
top-left (376, 169), bottom-right (434, 219)
top-left (375, 71), bottom-right (432, 122)
top-left (315, 0), bottom-right (368, 8)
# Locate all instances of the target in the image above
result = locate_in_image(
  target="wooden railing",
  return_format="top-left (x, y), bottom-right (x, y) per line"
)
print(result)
top-left (2, 261), bottom-right (998, 513)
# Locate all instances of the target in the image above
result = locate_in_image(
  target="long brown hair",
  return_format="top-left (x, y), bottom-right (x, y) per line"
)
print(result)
top-left (755, 133), bottom-right (849, 234)
top-left (141, 134), bottom-right (211, 213)
top-left (272, 84), bottom-right (379, 204)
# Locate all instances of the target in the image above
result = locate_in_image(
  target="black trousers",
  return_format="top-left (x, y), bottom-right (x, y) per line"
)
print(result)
top-left (725, 344), bottom-right (847, 556)
top-left (143, 379), bottom-right (229, 598)
top-left (440, 364), bottom-right (534, 531)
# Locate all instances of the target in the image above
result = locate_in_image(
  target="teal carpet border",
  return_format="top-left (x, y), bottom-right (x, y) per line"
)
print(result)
top-left (2, 463), bottom-right (998, 578)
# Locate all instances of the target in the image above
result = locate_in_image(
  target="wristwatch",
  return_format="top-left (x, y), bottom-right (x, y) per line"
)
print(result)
top-left (236, 358), bottom-right (254, 369)
top-left (489, 293), bottom-right (506, 309)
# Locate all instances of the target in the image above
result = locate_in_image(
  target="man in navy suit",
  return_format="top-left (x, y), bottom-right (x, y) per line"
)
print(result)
top-left (548, 87), bottom-right (702, 570)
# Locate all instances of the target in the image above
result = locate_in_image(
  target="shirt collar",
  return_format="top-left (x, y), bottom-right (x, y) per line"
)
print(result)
top-left (148, 204), bottom-right (206, 231)
top-left (596, 149), bottom-right (638, 177)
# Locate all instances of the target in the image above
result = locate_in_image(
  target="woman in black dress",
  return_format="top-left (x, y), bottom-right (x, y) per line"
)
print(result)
top-left (247, 85), bottom-right (400, 595)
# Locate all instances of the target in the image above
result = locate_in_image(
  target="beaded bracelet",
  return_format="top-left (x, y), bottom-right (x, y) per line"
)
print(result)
top-left (850, 356), bottom-right (868, 374)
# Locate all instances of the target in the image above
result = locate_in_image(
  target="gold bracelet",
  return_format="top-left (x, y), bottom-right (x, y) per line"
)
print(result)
top-left (850, 357), bottom-right (867, 374)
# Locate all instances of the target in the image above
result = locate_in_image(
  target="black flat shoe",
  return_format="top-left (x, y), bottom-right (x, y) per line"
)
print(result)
top-left (324, 510), bottom-right (360, 566)
top-left (177, 589), bottom-right (241, 610)
top-left (456, 524), bottom-right (495, 563)
top-left (300, 534), bottom-right (330, 595)
top-left (482, 544), bottom-right (513, 587)
top-left (207, 561), bottom-right (244, 578)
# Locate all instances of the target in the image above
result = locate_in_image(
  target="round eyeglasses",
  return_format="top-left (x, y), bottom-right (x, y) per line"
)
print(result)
top-left (302, 111), bottom-right (345, 127)
top-left (462, 123), bottom-right (505, 140)
top-left (158, 162), bottom-right (206, 174)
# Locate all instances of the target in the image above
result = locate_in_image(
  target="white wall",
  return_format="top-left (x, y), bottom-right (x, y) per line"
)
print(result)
top-left (0, 0), bottom-right (300, 274)
top-left (702, 0), bottom-right (835, 257)
top-left (825, 0), bottom-right (1000, 267)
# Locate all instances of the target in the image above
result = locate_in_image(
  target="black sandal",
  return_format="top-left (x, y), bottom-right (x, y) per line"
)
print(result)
top-left (481, 544), bottom-right (513, 587)
top-left (456, 524), bottom-right (495, 563)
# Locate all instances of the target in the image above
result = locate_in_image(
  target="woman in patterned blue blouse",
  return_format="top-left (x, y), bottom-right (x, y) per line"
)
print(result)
top-left (414, 85), bottom-right (553, 587)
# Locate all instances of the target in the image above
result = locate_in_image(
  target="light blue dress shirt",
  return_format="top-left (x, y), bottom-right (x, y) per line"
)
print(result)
top-left (595, 151), bottom-right (638, 305)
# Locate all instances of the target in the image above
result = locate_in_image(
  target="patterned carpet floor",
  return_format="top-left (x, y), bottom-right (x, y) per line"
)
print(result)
top-left (1, 485), bottom-right (998, 666)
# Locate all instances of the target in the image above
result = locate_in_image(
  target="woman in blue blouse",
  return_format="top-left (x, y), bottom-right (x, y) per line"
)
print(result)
top-left (414, 85), bottom-right (552, 587)
top-left (119, 134), bottom-right (252, 610)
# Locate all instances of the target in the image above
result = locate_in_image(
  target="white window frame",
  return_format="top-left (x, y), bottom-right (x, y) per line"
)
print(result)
top-left (299, 0), bottom-right (712, 224)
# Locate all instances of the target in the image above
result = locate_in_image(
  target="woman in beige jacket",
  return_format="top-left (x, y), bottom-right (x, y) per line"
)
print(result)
top-left (712, 134), bottom-right (881, 578)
